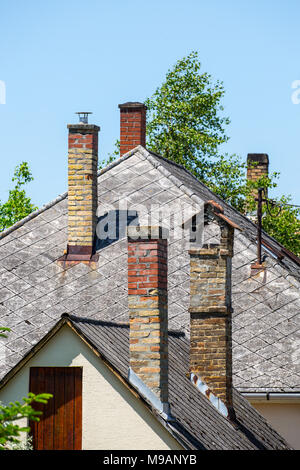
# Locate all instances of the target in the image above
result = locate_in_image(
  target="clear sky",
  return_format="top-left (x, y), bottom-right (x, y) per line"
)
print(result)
top-left (0, 0), bottom-right (300, 207)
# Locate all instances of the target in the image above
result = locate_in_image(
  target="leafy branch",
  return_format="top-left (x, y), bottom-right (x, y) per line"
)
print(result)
top-left (0, 162), bottom-right (37, 232)
top-left (0, 393), bottom-right (52, 450)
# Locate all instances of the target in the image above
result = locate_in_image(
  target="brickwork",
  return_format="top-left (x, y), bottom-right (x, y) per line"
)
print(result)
top-left (119, 102), bottom-right (147, 156)
top-left (189, 221), bottom-right (234, 408)
top-left (67, 124), bottom-right (100, 252)
top-left (127, 226), bottom-right (168, 403)
top-left (247, 154), bottom-right (269, 195)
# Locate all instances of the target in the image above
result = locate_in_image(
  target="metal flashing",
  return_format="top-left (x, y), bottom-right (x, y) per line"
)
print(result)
top-left (190, 372), bottom-right (228, 418)
top-left (128, 367), bottom-right (173, 422)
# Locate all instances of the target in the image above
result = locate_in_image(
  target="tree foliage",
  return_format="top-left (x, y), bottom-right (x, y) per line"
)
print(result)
top-left (145, 51), bottom-right (230, 181)
top-left (0, 162), bottom-right (37, 232)
top-left (262, 195), bottom-right (300, 256)
top-left (0, 393), bottom-right (52, 450)
top-left (145, 51), bottom-right (300, 256)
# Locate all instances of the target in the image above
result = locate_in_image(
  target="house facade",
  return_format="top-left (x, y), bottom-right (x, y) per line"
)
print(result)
top-left (0, 320), bottom-right (183, 450)
top-left (0, 312), bottom-right (289, 450)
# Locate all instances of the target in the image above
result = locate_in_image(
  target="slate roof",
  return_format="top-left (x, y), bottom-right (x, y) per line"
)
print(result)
top-left (0, 146), bottom-right (299, 394)
top-left (0, 313), bottom-right (290, 450)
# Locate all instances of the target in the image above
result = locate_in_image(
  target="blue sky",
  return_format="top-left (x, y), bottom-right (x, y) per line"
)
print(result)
top-left (0, 0), bottom-right (300, 207)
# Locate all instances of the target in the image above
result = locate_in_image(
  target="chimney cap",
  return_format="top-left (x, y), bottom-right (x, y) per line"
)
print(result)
top-left (127, 225), bottom-right (168, 240)
top-left (75, 111), bottom-right (93, 124)
top-left (68, 123), bottom-right (100, 132)
top-left (118, 102), bottom-right (147, 110)
top-left (247, 153), bottom-right (269, 164)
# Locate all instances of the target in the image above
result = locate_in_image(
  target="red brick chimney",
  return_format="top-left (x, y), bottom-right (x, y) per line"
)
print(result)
top-left (63, 117), bottom-right (100, 262)
top-left (189, 203), bottom-right (235, 418)
top-left (127, 226), bottom-right (169, 414)
top-left (118, 102), bottom-right (147, 156)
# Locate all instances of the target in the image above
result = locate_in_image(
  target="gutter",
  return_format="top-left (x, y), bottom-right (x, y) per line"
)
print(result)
top-left (243, 393), bottom-right (300, 404)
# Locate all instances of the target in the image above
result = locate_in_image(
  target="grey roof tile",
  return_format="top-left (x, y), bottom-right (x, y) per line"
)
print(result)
top-left (0, 270), bottom-right (21, 287)
top-left (0, 287), bottom-right (15, 303)
top-left (6, 336), bottom-right (31, 353)
top-left (233, 325), bottom-right (256, 344)
top-left (242, 337), bottom-right (269, 353)
top-left (0, 255), bottom-right (24, 270)
top-left (3, 295), bottom-right (27, 311)
top-left (7, 278), bottom-right (32, 294)
top-left (257, 344), bottom-right (282, 360)
top-left (274, 319), bottom-right (299, 336)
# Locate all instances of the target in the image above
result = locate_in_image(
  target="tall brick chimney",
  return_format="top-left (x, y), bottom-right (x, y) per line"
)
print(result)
top-left (66, 121), bottom-right (100, 261)
top-left (189, 204), bottom-right (235, 418)
top-left (247, 154), bottom-right (269, 186)
top-left (127, 226), bottom-right (169, 415)
top-left (119, 102), bottom-right (147, 156)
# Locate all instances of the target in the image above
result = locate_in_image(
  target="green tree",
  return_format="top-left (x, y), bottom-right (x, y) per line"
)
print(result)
top-left (144, 51), bottom-right (280, 210)
top-left (0, 162), bottom-right (37, 232)
top-left (102, 51), bottom-right (300, 255)
top-left (145, 51), bottom-right (230, 181)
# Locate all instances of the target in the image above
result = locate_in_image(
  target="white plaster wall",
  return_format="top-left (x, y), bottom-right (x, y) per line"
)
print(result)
top-left (0, 325), bottom-right (182, 450)
top-left (252, 402), bottom-right (300, 450)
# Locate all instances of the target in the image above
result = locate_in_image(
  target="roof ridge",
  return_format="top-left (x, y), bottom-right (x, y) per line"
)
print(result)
top-left (147, 149), bottom-right (251, 223)
top-left (97, 145), bottom-right (143, 177)
top-left (140, 147), bottom-right (204, 207)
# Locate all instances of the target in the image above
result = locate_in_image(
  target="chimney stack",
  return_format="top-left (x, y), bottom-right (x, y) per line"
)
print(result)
top-left (127, 226), bottom-right (169, 415)
top-left (189, 205), bottom-right (235, 417)
top-left (119, 102), bottom-right (147, 156)
top-left (66, 118), bottom-right (100, 261)
top-left (247, 153), bottom-right (269, 186)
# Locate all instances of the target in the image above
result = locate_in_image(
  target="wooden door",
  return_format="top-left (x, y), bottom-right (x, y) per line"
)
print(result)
top-left (29, 367), bottom-right (82, 450)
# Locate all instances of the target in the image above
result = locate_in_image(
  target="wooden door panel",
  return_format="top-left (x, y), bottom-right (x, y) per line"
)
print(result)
top-left (64, 368), bottom-right (75, 450)
top-left (74, 367), bottom-right (82, 450)
top-left (43, 367), bottom-right (55, 450)
top-left (53, 367), bottom-right (65, 450)
top-left (30, 367), bottom-right (82, 450)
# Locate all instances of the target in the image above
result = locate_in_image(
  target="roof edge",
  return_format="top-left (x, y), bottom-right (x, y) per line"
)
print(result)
top-left (0, 192), bottom-right (68, 242)
top-left (139, 147), bottom-right (204, 207)
top-left (243, 392), bottom-right (300, 403)
top-left (0, 315), bottom-right (69, 390)
top-left (97, 145), bottom-right (144, 178)
top-left (147, 149), bottom-right (255, 224)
